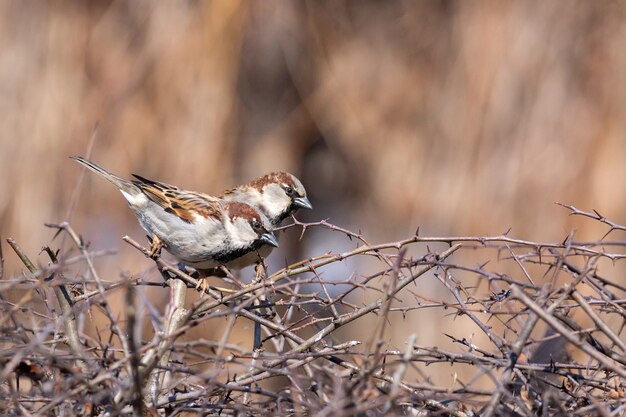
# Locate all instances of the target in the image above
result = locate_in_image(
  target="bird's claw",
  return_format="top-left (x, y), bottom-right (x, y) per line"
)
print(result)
top-left (254, 262), bottom-right (267, 283)
top-left (195, 277), bottom-right (210, 293)
top-left (148, 235), bottom-right (163, 259)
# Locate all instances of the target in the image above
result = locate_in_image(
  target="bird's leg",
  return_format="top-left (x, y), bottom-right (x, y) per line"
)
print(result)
top-left (254, 259), bottom-right (275, 298)
top-left (254, 261), bottom-right (267, 284)
top-left (148, 234), bottom-right (163, 259)
top-left (195, 269), bottom-right (210, 293)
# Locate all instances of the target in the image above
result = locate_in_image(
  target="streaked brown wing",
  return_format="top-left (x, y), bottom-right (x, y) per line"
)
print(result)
top-left (220, 186), bottom-right (238, 197)
top-left (132, 174), bottom-right (221, 222)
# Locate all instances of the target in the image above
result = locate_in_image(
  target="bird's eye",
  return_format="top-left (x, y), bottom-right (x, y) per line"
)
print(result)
top-left (284, 186), bottom-right (293, 196)
top-left (251, 219), bottom-right (261, 230)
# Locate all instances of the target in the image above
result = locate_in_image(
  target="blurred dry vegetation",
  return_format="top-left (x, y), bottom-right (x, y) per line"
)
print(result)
top-left (2, 1), bottom-right (626, 415)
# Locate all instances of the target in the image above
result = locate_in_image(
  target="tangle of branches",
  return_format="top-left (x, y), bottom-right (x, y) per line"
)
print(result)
top-left (1, 205), bottom-right (626, 416)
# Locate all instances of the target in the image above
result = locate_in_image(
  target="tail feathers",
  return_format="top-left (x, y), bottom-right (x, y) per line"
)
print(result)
top-left (70, 156), bottom-right (140, 196)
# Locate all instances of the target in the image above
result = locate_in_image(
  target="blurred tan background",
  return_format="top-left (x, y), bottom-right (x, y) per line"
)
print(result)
top-left (2, 1), bottom-right (626, 386)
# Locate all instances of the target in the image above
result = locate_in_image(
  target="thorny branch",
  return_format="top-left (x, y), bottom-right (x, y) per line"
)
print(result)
top-left (2, 205), bottom-right (626, 416)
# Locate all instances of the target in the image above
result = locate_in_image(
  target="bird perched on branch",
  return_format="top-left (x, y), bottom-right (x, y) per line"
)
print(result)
top-left (71, 157), bottom-right (279, 275)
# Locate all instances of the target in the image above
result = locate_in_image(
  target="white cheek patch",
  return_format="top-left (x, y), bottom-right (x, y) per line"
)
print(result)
top-left (263, 184), bottom-right (291, 218)
top-left (229, 218), bottom-right (256, 248)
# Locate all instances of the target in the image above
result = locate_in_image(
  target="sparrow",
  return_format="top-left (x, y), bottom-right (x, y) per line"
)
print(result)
top-left (221, 171), bottom-right (311, 227)
top-left (70, 157), bottom-right (279, 273)
top-left (220, 171), bottom-right (312, 266)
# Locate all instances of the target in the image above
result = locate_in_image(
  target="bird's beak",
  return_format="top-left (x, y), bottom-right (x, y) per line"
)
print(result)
top-left (293, 196), bottom-right (313, 210)
top-left (260, 232), bottom-right (279, 248)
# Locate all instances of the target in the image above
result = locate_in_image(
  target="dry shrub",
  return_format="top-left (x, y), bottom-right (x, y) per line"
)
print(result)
top-left (2, 204), bottom-right (626, 416)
